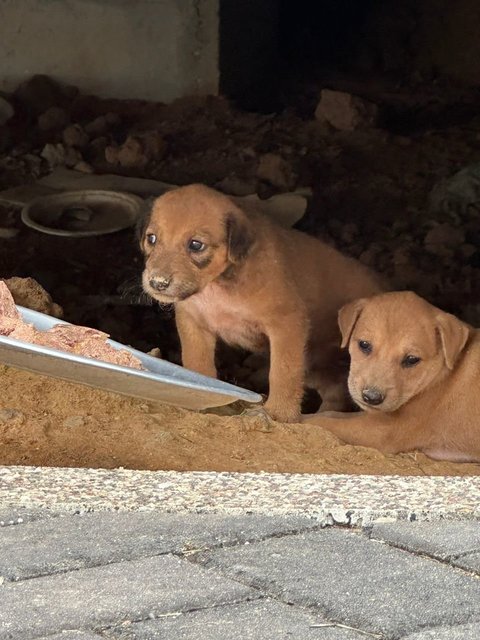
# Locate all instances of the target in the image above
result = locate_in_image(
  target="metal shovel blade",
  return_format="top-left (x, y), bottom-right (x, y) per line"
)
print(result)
top-left (0, 306), bottom-right (262, 411)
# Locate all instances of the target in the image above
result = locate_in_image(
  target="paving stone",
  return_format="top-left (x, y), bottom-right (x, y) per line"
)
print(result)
top-left (38, 632), bottom-right (103, 639)
top-left (0, 508), bottom-right (60, 527)
top-left (105, 599), bottom-right (365, 639)
top-left (451, 551), bottom-right (480, 574)
top-left (0, 512), bottom-right (317, 581)
top-left (369, 521), bottom-right (480, 559)
top-left (402, 621), bottom-right (480, 639)
top-left (199, 528), bottom-right (480, 638)
top-left (0, 554), bottom-right (253, 640)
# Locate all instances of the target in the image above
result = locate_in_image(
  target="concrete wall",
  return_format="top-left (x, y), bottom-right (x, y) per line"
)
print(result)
top-left (0, 0), bottom-right (219, 102)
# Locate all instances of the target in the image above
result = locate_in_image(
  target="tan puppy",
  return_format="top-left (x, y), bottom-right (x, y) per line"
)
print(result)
top-left (140, 184), bottom-right (383, 422)
top-left (304, 291), bottom-right (480, 462)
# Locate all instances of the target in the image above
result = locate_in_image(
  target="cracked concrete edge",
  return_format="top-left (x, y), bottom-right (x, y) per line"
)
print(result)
top-left (1, 466), bottom-right (479, 526)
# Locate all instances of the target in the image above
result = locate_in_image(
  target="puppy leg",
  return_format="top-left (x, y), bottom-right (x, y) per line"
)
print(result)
top-left (264, 315), bottom-right (308, 423)
top-left (307, 344), bottom-right (353, 412)
top-left (175, 307), bottom-right (217, 378)
top-left (303, 412), bottom-right (410, 454)
top-left (306, 368), bottom-right (353, 412)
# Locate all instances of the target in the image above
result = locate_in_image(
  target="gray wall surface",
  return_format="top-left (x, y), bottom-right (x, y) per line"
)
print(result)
top-left (0, 0), bottom-right (219, 102)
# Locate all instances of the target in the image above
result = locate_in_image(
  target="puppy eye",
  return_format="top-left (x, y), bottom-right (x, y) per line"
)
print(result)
top-left (188, 239), bottom-right (206, 252)
top-left (146, 233), bottom-right (157, 246)
top-left (402, 355), bottom-right (421, 368)
top-left (358, 340), bottom-right (372, 354)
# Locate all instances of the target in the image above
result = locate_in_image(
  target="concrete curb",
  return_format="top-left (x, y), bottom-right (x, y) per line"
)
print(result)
top-left (1, 466), bottom-right (479, 526)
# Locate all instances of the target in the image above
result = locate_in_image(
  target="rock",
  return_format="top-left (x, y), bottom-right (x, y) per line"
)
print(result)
top-left (84, 112), bottom-right (120, 137)
top-left (40, 143), bottom-right (66, 168)
top-left (315, 89), bottom-right (379, 131)
top-left (0, 408), bottom-right (24, 423)
top-left (62, 123), bottom-right (89, 148)
top-left (141, 130), bottom-right (167, 159)
top-left (73, 160), bottom-right (94, 174)
top-left (63, 415), bottom-right (86, 429)
top-left (0, 96), bottom-right (14, 125)
top-left (37, 106), bottom-right (69, 132)
top-left (85, 115), bottom-right (109, 136)
top-left (424, 223), bottom-right (465, 256)
top-left (15, 75), bottom-right (66, 115)
top-left (216, 175), bottom-right (256, 196)
top-left (105, 112), bottom-right (121, 126)
top-left (23, 153), bottom-right (43, 177)
top-left (256, 153), bottom-right (296, 191)
top-left (4, 277), bottom-right (63, 318)
top-left (105, 136), bottom-right (147, 169)
top-left (104, 144), bottom-right (119, 165)
top-left (88, 135), bottom-right (108, 160)
top-left (64, 147), bottom-right (83, 168)
top-left (105, 131), bottom-right (166, 169)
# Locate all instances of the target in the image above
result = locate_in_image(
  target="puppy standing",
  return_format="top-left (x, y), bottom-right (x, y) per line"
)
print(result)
top-left (304, 291), bottom-right (480, 462)
top-left (141, 184), bottom-right (384, 422)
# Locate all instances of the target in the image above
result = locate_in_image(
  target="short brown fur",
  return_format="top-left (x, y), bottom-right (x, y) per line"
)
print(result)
top-left (141, 184), bottom-right (384, 422)
top-left (304, 291), bottom-right (480, 461)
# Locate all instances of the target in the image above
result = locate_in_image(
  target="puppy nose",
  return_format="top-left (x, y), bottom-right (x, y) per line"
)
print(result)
top-left (361, 387), bottom-right (385, 406)
top-left (149, 276), bottom-right (171, 291)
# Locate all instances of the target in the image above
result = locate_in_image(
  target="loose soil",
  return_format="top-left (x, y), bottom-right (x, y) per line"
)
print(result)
top-left (1, 367), bottom-right (479, 477)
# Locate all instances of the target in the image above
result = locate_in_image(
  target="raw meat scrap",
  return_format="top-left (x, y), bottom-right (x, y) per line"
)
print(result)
top-left (0, 281), bottom-right (143, 370)
top-left (0, 282), bottom-right (20, 321)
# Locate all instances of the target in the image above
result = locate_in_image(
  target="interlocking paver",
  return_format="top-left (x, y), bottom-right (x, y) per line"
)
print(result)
top-left (401, 621), bottom-right (480, 639)
top-left (105, 599), bottom-right (365, 639)
top-left (369, 521), bottom-right (480, 560)
top-left (0, 512), bottom-right (317, 581)
top-left (37, 633), bottom-right (103, 639)
top-left (0, 554), bottom-right (254, 640)
top-left (198, 528), bottom-right (480, 638)
top-left (451, 551), bottom-right (480, 573)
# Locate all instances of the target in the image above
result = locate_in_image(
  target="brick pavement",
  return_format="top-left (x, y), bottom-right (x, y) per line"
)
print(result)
top-left (0, 510), bottom-right (479, 640)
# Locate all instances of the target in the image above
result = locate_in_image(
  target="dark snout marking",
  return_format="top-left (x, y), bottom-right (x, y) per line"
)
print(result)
top-left (361, 387), bottom-right (385, 406)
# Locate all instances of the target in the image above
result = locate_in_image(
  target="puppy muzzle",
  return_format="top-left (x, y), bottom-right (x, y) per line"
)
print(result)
top-left (361, 386), bottom-right (385, 406)
top-left (149, 275), bottom-right (172, 292)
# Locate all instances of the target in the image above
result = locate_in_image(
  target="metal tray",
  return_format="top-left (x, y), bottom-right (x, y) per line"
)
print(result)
top-left (0, 306), bottom-right (262, 410)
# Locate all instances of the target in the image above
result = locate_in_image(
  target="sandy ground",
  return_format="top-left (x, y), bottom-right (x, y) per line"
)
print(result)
top-left (1, 366), bottom-right (478, 477)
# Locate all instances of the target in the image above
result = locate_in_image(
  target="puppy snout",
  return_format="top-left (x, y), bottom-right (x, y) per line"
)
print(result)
top-left (361, 387), bottom-right (385, 406)
top-left (149, 275), bottom-right (172, 292)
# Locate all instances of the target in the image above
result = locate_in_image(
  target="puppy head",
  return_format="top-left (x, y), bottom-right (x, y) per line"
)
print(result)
top-left (338, 291), bottom-right (470, 413)
top-left (140, 184), bottom-right (254, 302)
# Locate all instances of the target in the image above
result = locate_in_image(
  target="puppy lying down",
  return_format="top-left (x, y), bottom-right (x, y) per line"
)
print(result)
top-left (304, 291), bottom-right (480, 462)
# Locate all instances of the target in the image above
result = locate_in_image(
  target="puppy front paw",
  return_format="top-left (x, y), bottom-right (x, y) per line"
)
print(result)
top-left (263, 400), bottom-right (301, 423)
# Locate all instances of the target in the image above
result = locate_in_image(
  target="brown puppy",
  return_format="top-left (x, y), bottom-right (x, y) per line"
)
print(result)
top-left (140, 184), bottom-right (384, 422)
top-left (304, 291), bottom-right (480, 462)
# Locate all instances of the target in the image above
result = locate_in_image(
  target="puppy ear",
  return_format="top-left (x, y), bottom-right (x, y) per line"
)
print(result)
top-left (435, 311), bottom-right (470, 369)
top-left (225, 210), bottom-right (254, 263)
top-left (136, 197), bottom-right (155, 246)
top-left (338, 298), bottom-right (367, 348)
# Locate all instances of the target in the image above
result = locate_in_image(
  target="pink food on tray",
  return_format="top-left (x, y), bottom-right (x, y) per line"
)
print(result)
top-left (0, 282), bottom-right (143, 370)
